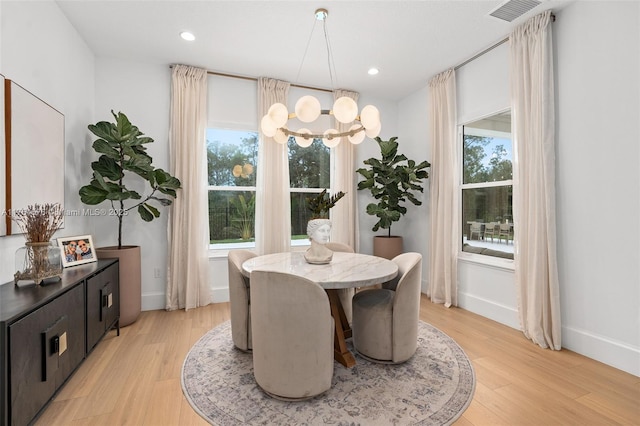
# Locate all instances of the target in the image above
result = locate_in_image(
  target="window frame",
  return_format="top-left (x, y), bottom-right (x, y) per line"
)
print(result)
top-left (458, 109), bottom-right (515, 270)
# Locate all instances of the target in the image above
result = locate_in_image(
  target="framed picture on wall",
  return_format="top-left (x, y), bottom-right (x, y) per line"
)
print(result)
top-left (57, 235), bottom-right (97, 267)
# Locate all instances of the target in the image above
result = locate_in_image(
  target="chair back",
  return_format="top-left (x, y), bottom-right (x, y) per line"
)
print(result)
top-left (227, 249), bottom-right (257, 351)
top-left (391, 252), bottom-right (422, 362)
top-left (325, 242), bottom-right (354, 253)
top-left (250, 270), bottom-right (333, 399)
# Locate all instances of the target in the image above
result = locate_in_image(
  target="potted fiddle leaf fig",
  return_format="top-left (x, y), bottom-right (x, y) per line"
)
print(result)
top-left (356, 136), bottom-right (430, 259)
top-left (79, 110), bottom-right (181, 326)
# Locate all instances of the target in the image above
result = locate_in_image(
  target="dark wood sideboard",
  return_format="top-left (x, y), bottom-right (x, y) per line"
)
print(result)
top-left (0, 258), bottom-right (120, 426)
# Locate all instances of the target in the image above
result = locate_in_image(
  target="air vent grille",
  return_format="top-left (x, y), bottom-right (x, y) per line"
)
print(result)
top-left (489, 0), bottom-right (542, 22)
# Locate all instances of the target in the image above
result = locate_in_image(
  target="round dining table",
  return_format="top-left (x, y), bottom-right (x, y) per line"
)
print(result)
top-left (242, 251), bottom-right (398, 367)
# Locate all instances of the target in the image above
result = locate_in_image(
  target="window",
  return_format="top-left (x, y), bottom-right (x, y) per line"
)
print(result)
top-left (460, 111), bottom-right (514, 259)
top-left (206, 129), bottom-right (330, 248)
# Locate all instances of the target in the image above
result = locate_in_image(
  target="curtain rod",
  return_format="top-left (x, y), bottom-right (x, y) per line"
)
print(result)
top-left (207, 71), bottom-right (332, 93)
top-left (454, 13), bottom-right (555, 71)
top-left (169, 66), bottom-right (333, 93)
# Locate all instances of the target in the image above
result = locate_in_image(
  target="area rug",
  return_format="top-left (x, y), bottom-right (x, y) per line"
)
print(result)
top-left (182, 321), bottom-right (475, 425)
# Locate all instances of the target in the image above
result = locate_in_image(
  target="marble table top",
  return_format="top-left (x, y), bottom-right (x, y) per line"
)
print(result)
top-left (242, 251), bottom-right (398, 290)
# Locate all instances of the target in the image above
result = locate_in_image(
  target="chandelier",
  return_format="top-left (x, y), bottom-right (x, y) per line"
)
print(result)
top-left (260, 8), bottom-right (381, 148)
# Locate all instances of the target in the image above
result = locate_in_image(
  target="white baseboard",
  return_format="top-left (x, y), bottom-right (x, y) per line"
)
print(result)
top-left (211, 287), bottom-right (230, 303)
top-left (562, 325), bottom-right (640, 377)
top-left (141, 288), bottom-right (230, 311)
top-left (142, 292), bottom-right (165, 311)
top-left (457, 291), bottom-right (520, 330)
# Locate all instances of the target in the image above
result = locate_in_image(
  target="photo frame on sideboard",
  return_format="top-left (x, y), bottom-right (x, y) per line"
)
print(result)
top-left (58, 235), bottom-right (97, 267)
top-left (4, 79), bottom-right (65, 235)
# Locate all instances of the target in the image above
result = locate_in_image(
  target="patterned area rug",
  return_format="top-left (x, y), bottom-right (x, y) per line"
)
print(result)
top-left (182, 321), bottom-right (475, 425)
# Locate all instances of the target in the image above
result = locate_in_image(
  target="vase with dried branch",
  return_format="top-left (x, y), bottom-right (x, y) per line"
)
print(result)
top-left (13, 203), bottom-right (64, 285)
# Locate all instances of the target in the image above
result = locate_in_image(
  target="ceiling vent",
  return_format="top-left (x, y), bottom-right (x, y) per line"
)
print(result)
top-left (488, 0), bottom-right (542, 22)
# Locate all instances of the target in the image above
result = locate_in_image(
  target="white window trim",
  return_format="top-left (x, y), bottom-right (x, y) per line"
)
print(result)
top-left (458, 109), bottom-right (515, 267)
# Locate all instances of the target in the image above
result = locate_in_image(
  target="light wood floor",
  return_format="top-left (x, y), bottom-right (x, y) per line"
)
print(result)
top-left (35, 295), bottom-right (639, 425)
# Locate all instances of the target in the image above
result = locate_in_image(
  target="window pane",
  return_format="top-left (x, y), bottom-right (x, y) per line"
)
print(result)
top-left (291, 191), bottom-right (317, 240)
top-left (208, 190), bottom-right (255, 245)
top-left (462, 186), bottom-right (514, 258)
top-left (207, 129), bottom-right (258, 186)
top-left (463, 114), bottom-right (512, 184)
top-left (288, 137), bottom-right (330, 189)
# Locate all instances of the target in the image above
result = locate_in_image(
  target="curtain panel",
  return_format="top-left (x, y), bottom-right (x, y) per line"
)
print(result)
top-left (255, 78), bottom-right (291, 255)
top-left (330, 89), bottom-right (359, 251)
top-left (166, 64), bottom-right (212, 311)
top-left (428, 69), bottom-right (459, 307)
top-left (510, 10), bottom-right (561, 350)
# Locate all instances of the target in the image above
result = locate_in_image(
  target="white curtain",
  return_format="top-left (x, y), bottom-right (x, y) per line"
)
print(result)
top-left (255, 78), bottom-right (291, 255)
top-left (330, 89), bottom-right (359, 250)
top-left (166, 65), bottom-right (211, 311)
top-left (428, 69), bottom-right (459, 307)
top-left (510, 11), bottom-right (561, 350)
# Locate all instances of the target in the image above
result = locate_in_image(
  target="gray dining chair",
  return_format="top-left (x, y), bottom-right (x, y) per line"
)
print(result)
top-left (352, 252), bottom-right (422, 364)
top-left (484, 222), bottom-right (498, 242)
top-left (227, 249), bottom-right (257, 352)
top-left (250, 270), bottom-right (334, 400)
top-left (325, 242), bottom-right (355, 324)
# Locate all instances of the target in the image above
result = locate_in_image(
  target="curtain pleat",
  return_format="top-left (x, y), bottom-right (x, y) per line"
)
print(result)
top-left (428, 69), bottom-right (458, 307)
top-left (166, 65), bottom-right (211, 311)
top-left (510, 10), bottom-right (561, 349)
top-left (330, 89), bottom-right (359, 250)
top-left (255, 78), bottom-right (291, 255)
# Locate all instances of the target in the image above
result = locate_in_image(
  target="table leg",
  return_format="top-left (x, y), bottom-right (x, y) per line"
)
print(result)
top-left (326, 289), bottom-right (356, 368)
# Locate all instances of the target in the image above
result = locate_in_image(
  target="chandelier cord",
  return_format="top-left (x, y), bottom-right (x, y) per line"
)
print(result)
top-left (294, 19), bottom-right (319, 85)
top-left (322, 19), bottom-right (337, 90)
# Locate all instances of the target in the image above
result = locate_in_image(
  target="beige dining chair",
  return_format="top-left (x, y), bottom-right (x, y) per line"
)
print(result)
top-left (469, 221), bottom-right (483, 241)
top-left (325, 242), bottom-right (355, 324)
top-left (352, 252), bottom-right (422, 364)
top-left (250, 270), bottom-right (334, 400)
top-left (484, 222), bottom-right (498, 242)
top-left (227, 249), bottom-right (257, 352)
top-left (499, 223), bottom-right (512, 244)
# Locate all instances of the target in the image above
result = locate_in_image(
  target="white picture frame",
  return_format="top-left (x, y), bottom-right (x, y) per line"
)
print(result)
top-left (57, 234), bottom-right (97, 267)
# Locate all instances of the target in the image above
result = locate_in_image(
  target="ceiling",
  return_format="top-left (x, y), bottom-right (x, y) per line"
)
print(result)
top-left (55, 0), bottom-right (573, 101)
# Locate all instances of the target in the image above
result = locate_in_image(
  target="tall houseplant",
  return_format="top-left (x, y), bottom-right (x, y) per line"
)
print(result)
top-left (79, 110), bottom-right (181, 248)
top-left (79, 111), bottom-right (181, 326)
top-left (356, 136), bottom-right (430, 258)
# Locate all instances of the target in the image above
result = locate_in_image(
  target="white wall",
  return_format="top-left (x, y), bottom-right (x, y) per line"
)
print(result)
top-left (553, 1), bottom-right (639, 376)
top-left (0, 1), bottom-right (95, 283)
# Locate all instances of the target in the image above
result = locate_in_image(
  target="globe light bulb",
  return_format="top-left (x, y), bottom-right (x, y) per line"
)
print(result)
top-left (295, 128), bottom-right (313, 147)
top-left (347, 124), bottom-right (366, 144)
top-left (332, 97), bottom-right (358, 124)
top-left (273, 127), bottom-right (288, 144)
top-left (268, 103), bottom-right (289, 128)
top-left (364, 122), bottom-right (381, 138)
top-left (260, 115), bottom-right (277, 137)
top-left (322, 129), bottom-right (341, 147)
top-left (360, 105), bottom-right (381, 130)
top-left (295, 96), bottom-right (321, 123)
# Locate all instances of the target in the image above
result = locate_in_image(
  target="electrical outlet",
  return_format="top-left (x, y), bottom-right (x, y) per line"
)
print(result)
top-left (154, 268), bottom-right (161, 278)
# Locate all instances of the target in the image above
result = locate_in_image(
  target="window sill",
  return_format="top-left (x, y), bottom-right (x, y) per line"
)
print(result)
top-left (458, 251), bottom-right (515, 272)
top-left (208, 240), bottom-right (310, 259)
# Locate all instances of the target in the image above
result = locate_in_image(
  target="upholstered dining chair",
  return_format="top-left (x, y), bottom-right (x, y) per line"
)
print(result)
top-left (484, 222), bottom-right (498, 242)
top-left (325, 242), bottom-right (355, 324)
top-left (352, 252), bottom-right (422, 364)
top-left (250, 270), bottom-right (334, 400)
top-left (227, 249), bottom-right (257, 352)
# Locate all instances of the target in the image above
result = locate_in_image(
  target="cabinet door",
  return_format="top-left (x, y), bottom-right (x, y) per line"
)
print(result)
top-left (9, 284), bottom-right (84, 426)
top-left (86, 263), bottom-right (119, 352)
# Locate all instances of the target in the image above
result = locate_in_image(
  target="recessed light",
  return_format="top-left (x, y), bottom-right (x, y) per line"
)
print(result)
top-left (368, 68), bottom-right (379, 76)
top-left (180, 31), bottom-right (195, 41)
